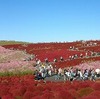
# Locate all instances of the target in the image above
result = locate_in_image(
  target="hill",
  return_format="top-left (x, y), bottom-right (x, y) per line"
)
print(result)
top-left (0, 40), bottom-right (29, 45)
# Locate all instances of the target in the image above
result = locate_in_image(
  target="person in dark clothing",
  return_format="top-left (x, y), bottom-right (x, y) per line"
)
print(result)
top-left (34, 70), bottom-right (44, 80)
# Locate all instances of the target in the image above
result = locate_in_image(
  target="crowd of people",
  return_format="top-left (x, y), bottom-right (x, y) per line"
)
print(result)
top-left (33, 41), bottom-right (100, 82)
top-left (34, 60), bottom-right (100, 82)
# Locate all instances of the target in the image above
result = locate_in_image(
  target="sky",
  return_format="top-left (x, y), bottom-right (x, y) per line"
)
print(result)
top-left (0, 0), bottom-right (100, 43)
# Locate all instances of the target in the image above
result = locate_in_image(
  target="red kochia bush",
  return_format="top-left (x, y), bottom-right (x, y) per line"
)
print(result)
top-left (9, 85), bottom-right (26, 97)
top-left (23, 91), bottom-right (34, 99)
top-left (2, 94), bottom-right (14, 99)
top-left (76, 81), bottom-right (91, 90)
top-left (82, 91), bottom-right (100, 99)
top-left (69, 89), bottom-right (79, 99)
top-left (53, 90), bottom-right (75, 99)
top-left (0, 85), bottom-right (10, 96)
top-left (41, 90), bottom-right (54, 99)
top-left (0, 75), bottom-right (100, 99)
top-left (91, 82), bottom-right (100, 91)
top-left (77, 87), bottom-right (94, 98)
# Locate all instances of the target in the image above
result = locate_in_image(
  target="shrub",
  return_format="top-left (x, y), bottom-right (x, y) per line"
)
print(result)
top-left (77, 87), bottom-right (94, 98)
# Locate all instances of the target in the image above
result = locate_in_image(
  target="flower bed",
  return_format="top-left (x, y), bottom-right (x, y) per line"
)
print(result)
top-left (0, 75), bottom-right (100, 99)
top-left (0, 46), bottom-right (35, 76)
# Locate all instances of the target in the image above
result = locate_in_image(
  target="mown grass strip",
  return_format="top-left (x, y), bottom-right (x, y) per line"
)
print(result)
top-left (0, 70), bottom-right (34, 77)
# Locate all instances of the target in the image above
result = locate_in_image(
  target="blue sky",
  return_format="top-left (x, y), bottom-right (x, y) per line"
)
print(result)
top-left (0, 0), bottom-right (100, 43)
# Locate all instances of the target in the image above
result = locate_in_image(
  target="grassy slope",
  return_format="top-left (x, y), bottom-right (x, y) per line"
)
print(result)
top-left (0, 40), bottom-right (33, 76)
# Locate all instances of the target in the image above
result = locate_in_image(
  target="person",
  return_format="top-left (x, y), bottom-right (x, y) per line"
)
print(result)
top-left (34, 70), bottom-right (44, 80)
top-left (48, 67), bottom-right (52, 76)
top-left (41, 67), bottom-right (46, 78)
top-left (69, 67), bottom-right (75, 82)
top-left (95, 69), bottom-right (100, 77)
top-left (54, 58), bottom-right (57, 62)
top-left (64, 69), bottom-right (69, 81)
top-left (80, 53), bottom-right (83, 58)
top-left (58, 68), bottom-right (63, 79)
top-left (78, 69), bottom-right (83, 80)
top-left (45, 58), bottom-right (49, 63)
top-left (36, 59), bottom-right (41, 65)
top-left (63, 69), bottom-right (67, 81)
top-left (90, 68), bottom-right (96, 81)
top-left (83, 69), bottom-right (89, 80)
top-left (60, 56), bottom-right (64, 62)
top-left (54, 68), bottom-right (59, 80)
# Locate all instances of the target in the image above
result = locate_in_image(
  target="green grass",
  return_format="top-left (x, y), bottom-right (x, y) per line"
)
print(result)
top-left (0, 70), bottom-right (34, 77)
top-left (0, 40), bottom-right (30, 45)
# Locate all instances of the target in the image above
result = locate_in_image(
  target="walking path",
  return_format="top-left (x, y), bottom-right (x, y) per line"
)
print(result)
top-left (42, 74), bottom-right (100, 82)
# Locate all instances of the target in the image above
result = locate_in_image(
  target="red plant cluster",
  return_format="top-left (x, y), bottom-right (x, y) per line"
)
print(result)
top-left (2, 40), bottom-right (100, 66)
top-left (3, 42), bottom-right (81, 50)
top-left (54, 56), bottom-right (100, 68)
top-left (78, 45), bottom-right (100, 52)
top-left (3, 42), bottom-right (86, 62)
top-left (34, 49), bottom-right (86, 62)
top-left (0, 75), bottom-right (100, 99)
